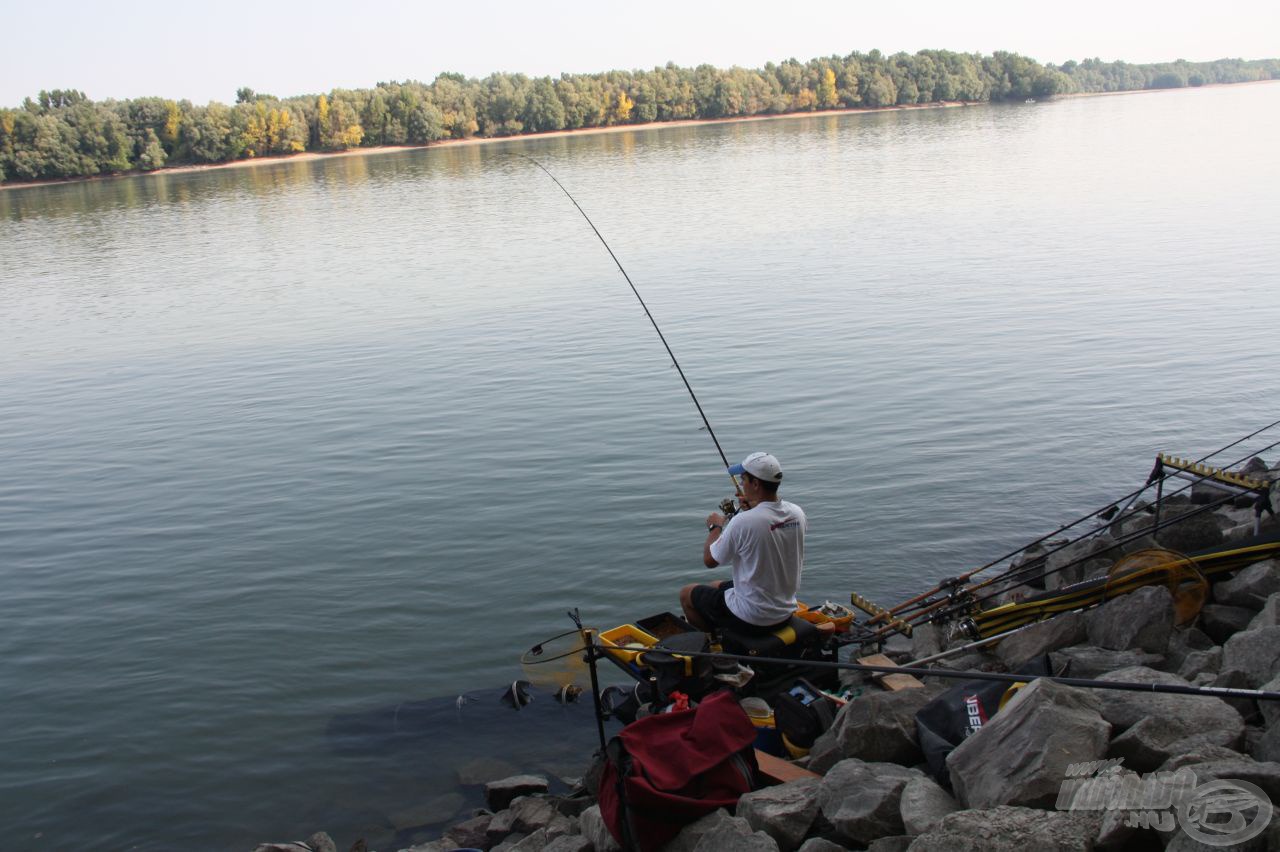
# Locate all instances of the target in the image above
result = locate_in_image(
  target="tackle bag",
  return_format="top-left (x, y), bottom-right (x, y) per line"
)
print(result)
top-left (914, 655), bottom-right (1051, 785)
top-left (598, 688), bottom-right (758, 852)
top-left (773, 678), bottom-right (838, 751)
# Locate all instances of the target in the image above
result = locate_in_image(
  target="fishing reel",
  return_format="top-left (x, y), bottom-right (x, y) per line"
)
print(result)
top-left (719, 496), bottom-right (745, 519)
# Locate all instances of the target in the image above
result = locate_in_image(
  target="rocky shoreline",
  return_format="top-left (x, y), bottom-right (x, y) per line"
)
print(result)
top-left (256, 459), bottom-right (1280, 852)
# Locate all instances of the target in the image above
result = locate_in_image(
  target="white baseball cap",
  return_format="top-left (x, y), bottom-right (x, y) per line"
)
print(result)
top-left (727, 452), bottom-right (783, 483)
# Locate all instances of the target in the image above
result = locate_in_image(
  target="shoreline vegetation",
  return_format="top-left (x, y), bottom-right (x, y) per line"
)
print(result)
top-left (3, 52), bottom-right (1277, 190)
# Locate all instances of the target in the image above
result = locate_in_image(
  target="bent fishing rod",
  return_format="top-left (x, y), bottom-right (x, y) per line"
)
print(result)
top-left (519, 153), bottom-right (741, 496)
top-left (876, 419), bottom-right (1280, 626)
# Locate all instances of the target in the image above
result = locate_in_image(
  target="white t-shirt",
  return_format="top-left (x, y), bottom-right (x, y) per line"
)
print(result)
top-left (709, 499), bottom-right (806, 626)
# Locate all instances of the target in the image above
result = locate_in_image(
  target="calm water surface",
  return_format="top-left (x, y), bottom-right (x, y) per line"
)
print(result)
top-left (2, 83), bottom-right (1279, 849)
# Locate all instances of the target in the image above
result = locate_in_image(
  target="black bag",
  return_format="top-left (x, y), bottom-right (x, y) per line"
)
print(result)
top-left (914, 655), bottom-right (1051, 785)
top-left (773, 678), bottom-right (837, 750)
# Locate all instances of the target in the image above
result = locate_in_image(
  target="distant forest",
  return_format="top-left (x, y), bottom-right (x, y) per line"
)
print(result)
top-left (3, 52), bottom-right (1277, 184)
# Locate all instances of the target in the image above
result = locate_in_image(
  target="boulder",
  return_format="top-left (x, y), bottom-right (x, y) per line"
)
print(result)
top-left (898, 776), bottom-right (958, 836)
top-left (1211, 668), bottom-right (1262, 720)
top-left (994, 613), bottom-right (1087, 667)
top-left (488, 797), bottom-right (567, 842)
top-left (1261, 674), bottom-right (1280, 729)
top-left (1164, 626), bottom-right (1216, 671)
top-left (905, 805), bottom-right (1092, 851)
top-left (1179, 758), bottom-right (1280, 805)
top-left (1085, 586), bottom-right (1174, 654)
top-left (1215, 560), bottom-right (1280, 609)
top-left (1177, 647), bottom-right (1223, 681)
top-left (492, 833), bottom-right (528, 851)
top-left (817, 759), bottom-right (920, 846)
top-left (1156, 511), bottom-right (1224, 554)
top-left (1251, 724), bottom-right (1280, 763)
top-left (1049, 645), bottom-right (1164, 678)
top-left (1044, 535), bottom-right (1117, 590)
top-left (542, 837), bottom-right (591, 852)
top-left (1200, 604), bottom-right (1256, 645)
top-left (1094, 667), bottom-right (1243, 750)
top-left (1223, 627), bottom-right (1280, 687)
top-left (680, 813), bottom-right (778, 852)
top-left (911, 623), bottom-right (945, 661)
top-left (443, 814), bottom-right (494, 851)
top-left (1110, 721), bottom-right (1244, 772)
top-left (486, 775), bottom-right (550, 812)
top-left (809, 689), bottom-right (932, 771)
top-left (736, 778), bottom-right (821, 851)
top-left (578, 804), bottom-right (620, 852)
top-left (946, 678), bottom-right (1110, 809)
top-left (795, 839), bottom-right (847, 852)
top-left (1248, 593), bottom-right (1280, 630)
top-left (867, 838), bottom-right (912, 852)
top-left (663, 809), bottom-right (738, 852)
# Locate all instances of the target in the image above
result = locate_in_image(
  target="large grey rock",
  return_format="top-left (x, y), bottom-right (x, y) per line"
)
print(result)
top-left (1223, 626), bottom-right (1280, 687)
top-left (1109, 720), bottom-right (1243, 772)
top-left (1180, 758), bottom-right (1280, 804)
top-left (1157, 511), bottom-right (1225, 554)
top-left (867, 838), bottom-right (912, 852)
top-left (662, 809), bottom-right (737, 852)
top-left (443, 814), bottom-right (495, 850)
top-left (1050, 644), bottom-right (1164, 678)
top-left (911, 623), bottom-right (945, 661)
top-left (1261, 673), bottom-right (1280, 729)
top-left (488, 797), bottom-right (567, 843)
top-left (809, 689), bottom-right (932, 771)
top-left (946, 678), bottom-right (1110, 809)
top-left (1211, 668), bottom-right (1262, 720)
top-left (579, 804), bottom-right (620, 852)
top-left (905, 805), bottom-right (1092, 851)
top-left (1201, 604), bottom-right (1256, 645)
top-left (486, 775), bottom-right (549, 811)
top-left (492, 833), bottom-right (529, 852)
top-left (1248, 593), bottom-right (1280, 630)
top-left (1251, 723), bottom-right (1280, 763)
top-left (1164, 626), bottom-right (1216, 671)
top-left (542, 837), bottom-right (591, 852)
top-left (898, 776), bottom-right (958, 836)
top-left (1176, 646), bottom-right (1223, 681)
top-left (1085, 586), bottom-right (1174, 653)
top-left (689, 815), bottom-right (779, 852)
top-left (795, 840), bottom-right (848, 852)
top-left (736, 777), bottom-right (821, 851)
top-left (994, 613), bottom-right (1088, 667)
top-left (817, 759), bottom-right (920, 846)
top-left (1094, 666), bottom-right (1243, 750)
top-left (1044, 535), bottom-right (1117, 590)
top-left (1215, 560), bottom-right (1280, 609)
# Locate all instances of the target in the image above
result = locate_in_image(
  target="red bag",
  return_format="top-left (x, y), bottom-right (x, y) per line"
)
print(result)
top-left (598, 689), bottom-right (759, 852)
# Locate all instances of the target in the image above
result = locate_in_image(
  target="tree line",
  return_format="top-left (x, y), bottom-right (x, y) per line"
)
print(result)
top-left (3, 52), bottom-right (1277, 184)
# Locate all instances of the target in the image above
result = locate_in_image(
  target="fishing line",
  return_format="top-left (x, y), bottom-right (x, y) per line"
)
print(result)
top-left (518, 153), bottom-right (740, 494)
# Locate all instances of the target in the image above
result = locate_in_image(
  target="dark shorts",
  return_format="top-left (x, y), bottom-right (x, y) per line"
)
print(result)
top-left (689, 581), bottom-right (789, 636)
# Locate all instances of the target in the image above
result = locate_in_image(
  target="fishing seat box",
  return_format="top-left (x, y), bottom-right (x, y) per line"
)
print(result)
top-left (718, 615), bottom-right (820, 658)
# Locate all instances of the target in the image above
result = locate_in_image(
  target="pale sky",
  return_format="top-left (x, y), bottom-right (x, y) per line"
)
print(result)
top-left (3, 0), bottom-right (1276, 107)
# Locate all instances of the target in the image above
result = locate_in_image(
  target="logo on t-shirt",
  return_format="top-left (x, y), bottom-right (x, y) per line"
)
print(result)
top-left (769, 518), bottom-right (800, 531)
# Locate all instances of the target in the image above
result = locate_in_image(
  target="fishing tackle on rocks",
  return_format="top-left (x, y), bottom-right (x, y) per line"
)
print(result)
top-left (518, 154), bottom-right (744, 506)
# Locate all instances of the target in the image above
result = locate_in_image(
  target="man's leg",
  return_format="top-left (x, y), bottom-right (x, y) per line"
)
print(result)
top-left (680, 580), bottom-right (725, 631)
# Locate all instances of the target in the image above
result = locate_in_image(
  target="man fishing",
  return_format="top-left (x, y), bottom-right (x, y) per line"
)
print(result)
top-left (680, 452), bottom-right (807, 635)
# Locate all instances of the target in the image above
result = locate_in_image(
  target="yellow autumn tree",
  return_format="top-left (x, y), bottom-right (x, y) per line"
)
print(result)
top-left (161, 100), bottom-right (182, 147)
top-left (818, 68), bottom-right (838, 108)
top-left (613, 90), bottom-right (634, 123)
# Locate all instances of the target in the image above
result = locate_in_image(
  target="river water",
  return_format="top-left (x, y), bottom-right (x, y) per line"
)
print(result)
top-left (2, 82), bottom-right (1278, 850)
